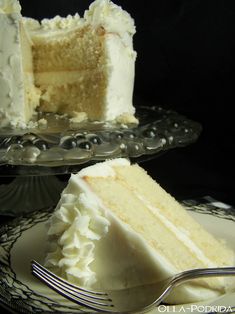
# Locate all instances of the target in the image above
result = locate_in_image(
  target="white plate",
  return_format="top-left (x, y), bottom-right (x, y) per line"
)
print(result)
top-left (0, 201), bottom-right (235, 314)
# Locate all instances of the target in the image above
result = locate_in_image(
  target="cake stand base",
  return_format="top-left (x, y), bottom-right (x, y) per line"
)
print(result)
top-left (0, 176), bottom-right (66, 216)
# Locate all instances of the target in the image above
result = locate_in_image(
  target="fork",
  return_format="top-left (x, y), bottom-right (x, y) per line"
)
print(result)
top-left (31, 260), bottom-right (235, 313)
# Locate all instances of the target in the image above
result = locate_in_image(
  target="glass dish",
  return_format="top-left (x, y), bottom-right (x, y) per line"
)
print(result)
top-left (0, 106), bottom-right (202, 176)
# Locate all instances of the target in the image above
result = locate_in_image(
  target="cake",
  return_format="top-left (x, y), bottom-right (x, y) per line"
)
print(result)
top-left (45, 158), bottom-right (235, 304)
top-left (0, 0), bottom-right (137, 128)
top-left (0, 0), bottom-right (40, 128)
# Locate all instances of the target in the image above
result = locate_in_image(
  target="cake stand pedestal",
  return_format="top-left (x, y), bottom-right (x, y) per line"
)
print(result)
top-left (0, 175), bottom-right (66, 216)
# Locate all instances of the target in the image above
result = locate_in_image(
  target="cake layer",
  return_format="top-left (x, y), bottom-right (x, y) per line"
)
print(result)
top-left (45, 158), bottom-right (235, 304)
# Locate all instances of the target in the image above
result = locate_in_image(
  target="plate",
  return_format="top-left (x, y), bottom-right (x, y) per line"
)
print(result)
top-left (0, 106), bottom-right (202, 175)
top-left (1, 199), bottom-right (235, 314)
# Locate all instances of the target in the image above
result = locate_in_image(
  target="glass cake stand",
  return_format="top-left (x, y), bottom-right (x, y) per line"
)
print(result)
top-left (0, 105), bottom-right (202, 216)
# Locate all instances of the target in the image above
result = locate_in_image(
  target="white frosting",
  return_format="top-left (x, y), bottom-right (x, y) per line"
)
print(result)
top-left (0, 12), bottom-right (27, 127)
top-left (23, 14), bottom-right (85, 37)
top-left (25, 0), bottom-right (135, 46)
top-left (0, 0), bottom-right (40, 128)
top-left (0, 0), bottom-right (21, 14)
top-left (85, 0), bottom-right (135, 46)
top-left (45, 176), bottom-right (111, 286)
top-left (103, 34), bottom-right (136, 120)
top-left (46, 159), bottom-right (130, 284)
top-left (78, 158), bottom-right (130, 178)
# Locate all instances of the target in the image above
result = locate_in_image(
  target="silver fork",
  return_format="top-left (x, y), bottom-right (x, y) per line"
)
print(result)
top-left (31, 260), bottom-right (235, 313)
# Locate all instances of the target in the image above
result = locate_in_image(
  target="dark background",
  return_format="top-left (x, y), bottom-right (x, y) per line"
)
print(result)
top-left (17, 0), bottom-right (235, 206)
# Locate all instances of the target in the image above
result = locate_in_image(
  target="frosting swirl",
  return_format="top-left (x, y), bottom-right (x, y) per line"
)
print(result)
top-left (45, 183), bottom-right (110, 286)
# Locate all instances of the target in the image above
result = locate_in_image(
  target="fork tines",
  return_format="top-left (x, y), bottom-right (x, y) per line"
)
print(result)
top-left (31, 260), bottom-right (114, 312)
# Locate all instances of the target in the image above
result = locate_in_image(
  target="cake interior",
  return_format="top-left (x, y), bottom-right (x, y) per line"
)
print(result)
top-left (32, 25), bottom-right (107, 119)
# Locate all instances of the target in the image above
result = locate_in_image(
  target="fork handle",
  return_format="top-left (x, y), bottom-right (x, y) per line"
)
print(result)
top-left (172, 267), bottom-right (235, 286)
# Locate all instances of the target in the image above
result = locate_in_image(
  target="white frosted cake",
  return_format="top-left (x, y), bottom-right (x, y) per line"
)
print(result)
top-left (45, 158), bottom-right (235, 304)
top-left (0, 0), bottom-right (137, 128)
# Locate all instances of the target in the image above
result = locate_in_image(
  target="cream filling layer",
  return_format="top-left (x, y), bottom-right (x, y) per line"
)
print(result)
top-left (34, 70), bottom-right (97, 86)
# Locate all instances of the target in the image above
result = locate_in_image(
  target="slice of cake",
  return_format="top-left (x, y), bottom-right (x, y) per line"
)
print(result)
top-left (0, 0), bottom-right (40, 128)
top-left (45, 158), bottom-right (235, 304)
top-left (0, 0), bottom-right (137, 128)
top-left (24, 0), bottom-right (137, 123)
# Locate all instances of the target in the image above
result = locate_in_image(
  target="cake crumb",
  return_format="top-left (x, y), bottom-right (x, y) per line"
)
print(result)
top-left (55, 113), bottom-right (68, 120)
top-left (116, 113), bottom-right (139, 125)
top-left (38, 118), bottom-right (48, 128)
top-left (69, 111), bottom-right (88, 124)
top-left (27, 120), bottom-right (39, 129)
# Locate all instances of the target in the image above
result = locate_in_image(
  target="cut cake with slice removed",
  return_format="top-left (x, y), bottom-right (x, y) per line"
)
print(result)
top-left (23, 0), bottom-right (137, 124)
top-left (45, 158), bottom-right (235, 304)
top-left (0, 0), bottom-right (137, 128)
